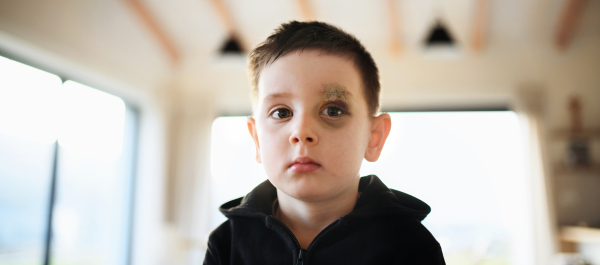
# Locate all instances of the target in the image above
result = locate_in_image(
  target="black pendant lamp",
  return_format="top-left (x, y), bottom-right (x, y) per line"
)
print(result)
top-left (220, 35), bottom-right (244, 55)
top-left (425, 20), bottom-right (455, 46)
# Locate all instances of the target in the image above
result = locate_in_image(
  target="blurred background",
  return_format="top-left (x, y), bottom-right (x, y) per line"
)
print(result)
top-left (0, 0), bottom-right (599, 264)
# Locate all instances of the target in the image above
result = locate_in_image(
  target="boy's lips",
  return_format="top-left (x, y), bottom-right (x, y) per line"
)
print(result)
top-left (289, 157), bottom-right (321, 173)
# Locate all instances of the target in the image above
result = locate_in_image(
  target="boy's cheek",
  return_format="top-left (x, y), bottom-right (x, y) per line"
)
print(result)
top-left (257, 135), bottom-right (288, 158)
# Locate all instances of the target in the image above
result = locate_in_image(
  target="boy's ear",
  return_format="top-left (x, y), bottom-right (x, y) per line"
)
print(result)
top-left (364, 113), bottom-right (391, 162)
top-left (247, 116), bottom-right (261, 163)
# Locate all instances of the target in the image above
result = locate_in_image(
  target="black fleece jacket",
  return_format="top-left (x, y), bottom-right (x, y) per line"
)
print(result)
top-left (203, 175), bottom-right (445, 265)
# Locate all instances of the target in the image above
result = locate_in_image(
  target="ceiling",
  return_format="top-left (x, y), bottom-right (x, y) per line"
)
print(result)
top-left (0, 0), bottom-right (599, 113)
top-left (123, 0), bottom-right (600, 61)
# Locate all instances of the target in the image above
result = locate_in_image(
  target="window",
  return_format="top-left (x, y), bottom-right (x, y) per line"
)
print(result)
top-left (208, 112), bottom-right (532, 265)
top-left (0, 55), bottom-right (62, 265)
top-left (209, 117), bottom-right (267, 228)
top-left (0, 55), bottom-right (138, 265)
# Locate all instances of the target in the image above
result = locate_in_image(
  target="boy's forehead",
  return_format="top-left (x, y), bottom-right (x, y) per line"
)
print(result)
top-left (256, 49), bottom-right (363, 107)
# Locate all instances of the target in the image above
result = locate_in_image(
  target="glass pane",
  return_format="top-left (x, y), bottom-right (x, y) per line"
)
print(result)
top-left (0, 56), bottom-right (61, 143)
top-left (51, 83), bottom-right (135, 265)
top-left (0, 55), bottom-right (61, 265)
top-left (58, 81), bottom-right (126, 160)
top-left (360, 112), bottom-right (530, 265)
top-left (0, 134), bottom-right (54, 265)
top-left (209, 117), bottom-right (268, 228)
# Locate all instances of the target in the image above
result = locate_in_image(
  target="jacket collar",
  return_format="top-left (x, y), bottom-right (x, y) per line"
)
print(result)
top-left (219, 175), bottom-right (431, 221)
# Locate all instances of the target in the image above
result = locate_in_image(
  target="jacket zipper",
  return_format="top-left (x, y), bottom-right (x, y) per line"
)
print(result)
top-left (306, 217), bottom-right (342, 250)
top-left (270, 216), bottom-right (342, 265)
top-left (297, 249), bottom-right (306, 265)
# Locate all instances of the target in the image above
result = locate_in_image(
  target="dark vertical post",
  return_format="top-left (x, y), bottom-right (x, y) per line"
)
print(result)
top-left (43, 141), bottom-right (59, 265)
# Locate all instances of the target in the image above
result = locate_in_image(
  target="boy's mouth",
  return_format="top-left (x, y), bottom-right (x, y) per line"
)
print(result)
top-left (289, 157), bottom-right (321, 173)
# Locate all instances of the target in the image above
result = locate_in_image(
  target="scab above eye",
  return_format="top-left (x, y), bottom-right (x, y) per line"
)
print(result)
top-left (271, 108), bottom-right (293, 119)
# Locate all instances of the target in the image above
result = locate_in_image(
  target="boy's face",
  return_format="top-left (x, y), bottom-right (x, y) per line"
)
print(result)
top-left (247, 49), bottom-right (389, 202)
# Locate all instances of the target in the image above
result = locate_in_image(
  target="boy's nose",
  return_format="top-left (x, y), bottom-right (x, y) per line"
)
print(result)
top-left (289, 115), bottom-right (318, 146)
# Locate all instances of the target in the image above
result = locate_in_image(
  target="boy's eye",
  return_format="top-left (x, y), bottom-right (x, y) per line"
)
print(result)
top-left (321, 106), bottom-right (343, 117)
top-left (271, 108), bottom-right (293, 119)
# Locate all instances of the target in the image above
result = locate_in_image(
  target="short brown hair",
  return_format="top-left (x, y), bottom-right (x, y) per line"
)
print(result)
top-left (248, 21), bottom-right (380, 116)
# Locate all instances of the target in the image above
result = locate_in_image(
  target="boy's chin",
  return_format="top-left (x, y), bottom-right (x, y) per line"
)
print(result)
top-left (274, 178), bottom-right (343, 203)
top-left (281, 189), bottom-right (332, 203)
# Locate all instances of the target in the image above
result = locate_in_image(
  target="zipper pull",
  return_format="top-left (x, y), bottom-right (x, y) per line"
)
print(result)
top-left (297, 249), bottom-right (306, 265)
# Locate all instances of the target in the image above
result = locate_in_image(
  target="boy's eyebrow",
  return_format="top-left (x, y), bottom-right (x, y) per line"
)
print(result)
top-left (321, 83), bottom-right (352, 102)
top-left (262, 92), bottom-right (294, 103)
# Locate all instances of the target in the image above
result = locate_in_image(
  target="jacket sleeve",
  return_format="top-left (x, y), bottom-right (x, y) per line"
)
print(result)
top-left (418, 246), bottom-right (446, 265)
top-left (203, 222), bottom-right (231, 265)
top-left (203, 238), bottom-right (222, 265)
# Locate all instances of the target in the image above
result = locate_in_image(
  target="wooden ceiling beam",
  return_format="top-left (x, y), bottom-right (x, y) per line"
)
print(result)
top-left (209, 0), bottom-right (246, 50)
top-left (470, 0), bottom-right (489, 52)
top-left (209, 0), bottom-right (236, 35)
top-left (556, 0), bottom-right (587, 51)
top-left (125, 0), bottom-right (180, 64)
top-left (296, 0), bottom-right (315, 21)
top-left (386, 0), bottom-right (402, 55)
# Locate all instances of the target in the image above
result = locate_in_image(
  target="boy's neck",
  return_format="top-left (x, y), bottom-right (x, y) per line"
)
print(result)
top-left (274, 180), bottom-right (360, 249)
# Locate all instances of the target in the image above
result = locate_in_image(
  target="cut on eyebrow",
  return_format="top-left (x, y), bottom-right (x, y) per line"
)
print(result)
top-left (321, 83), bottom-right (352, 102)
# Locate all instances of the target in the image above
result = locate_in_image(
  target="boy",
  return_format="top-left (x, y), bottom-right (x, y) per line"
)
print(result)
top-left (204, 21), bottom-right (445, 265)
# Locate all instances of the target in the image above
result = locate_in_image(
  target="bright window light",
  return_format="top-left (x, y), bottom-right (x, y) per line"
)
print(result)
top-left (210, 117), bottom-right (267, 226)
top-left (360, 112), bottom-right (531, 265)
top-left (0, 56), bottom-right (126, 160)
top-left (58, 81), bottom-right (126, 160)
top-left (209, 112), bottom-right (532, 265)
top-left (0, 56), bottom-right (133, 265)
top-left (0, 56), bottom-right (61, 143)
